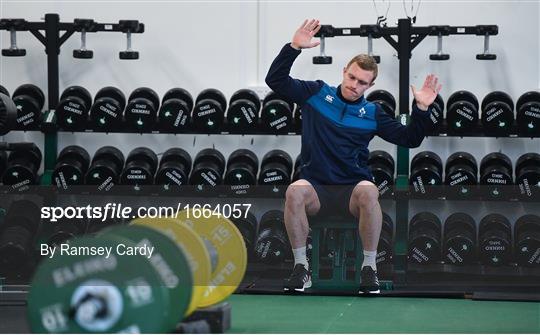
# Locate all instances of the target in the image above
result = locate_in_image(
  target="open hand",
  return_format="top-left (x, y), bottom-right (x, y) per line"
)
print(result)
top-left (411, 74), bottom-right (442, 111)
top-left (291, 19), bottom-right (321, 50)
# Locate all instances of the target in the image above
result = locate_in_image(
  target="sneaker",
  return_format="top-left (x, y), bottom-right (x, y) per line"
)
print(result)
top-left (359, 267), bottom-right (380, 294)
top-left (283, 264), bottom-right (312, 292)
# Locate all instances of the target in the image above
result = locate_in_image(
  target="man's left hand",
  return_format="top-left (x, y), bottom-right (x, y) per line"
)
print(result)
top-left (411, 74), bottom-right (442, 111)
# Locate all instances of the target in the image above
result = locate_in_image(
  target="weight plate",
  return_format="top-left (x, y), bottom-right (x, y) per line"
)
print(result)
top-left (99, 224), bottom-right (193, 327)
top-left (134, 217), bottom-right (211, 316)
top-left (175, 209), bottom-right (247, 307)
top-left (27, 235), bottom-right (172, 333)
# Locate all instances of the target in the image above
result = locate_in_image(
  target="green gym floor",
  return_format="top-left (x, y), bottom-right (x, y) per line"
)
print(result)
top-left (228, 294), bottom-right (540, 333)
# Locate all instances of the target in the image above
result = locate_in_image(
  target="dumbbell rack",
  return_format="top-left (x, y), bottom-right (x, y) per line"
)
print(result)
top-left (0, 13), bottom-right (144, 183)
top-left (313, 18), bottom-right (540, 292)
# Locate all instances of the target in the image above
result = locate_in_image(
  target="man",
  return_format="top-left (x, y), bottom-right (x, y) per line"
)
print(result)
top-left (265, 19), bottom-right (441, 294)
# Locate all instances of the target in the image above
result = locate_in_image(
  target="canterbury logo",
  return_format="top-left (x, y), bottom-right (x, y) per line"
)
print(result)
top-left (358, 107), bottom-right (366, 117)
top-left (325, 95), bottom-right (334, 103)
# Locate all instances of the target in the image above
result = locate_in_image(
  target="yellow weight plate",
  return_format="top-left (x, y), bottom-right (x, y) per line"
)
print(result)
top-left (133, 217), bottom-right (211, 316)
top-left (174, 209), bottom-right (248, 307)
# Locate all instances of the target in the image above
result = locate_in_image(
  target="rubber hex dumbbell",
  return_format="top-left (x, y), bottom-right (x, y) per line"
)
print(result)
top-left (226, 89), bottom-right (261, 134)
top-left (125, 87), bottom-right (160, 131)
top-left (231, 211), bottom-right (258, 259)
top-left (224, 149), bottom-right (259, 187)
top-left (52, 145), bottom-right (90, 189)
top-left (255, 210), bottom-right (290, 264)
top-left (12, 84), bottom-right (45, 130)
top-left (446, 90), bottom-right (479, 134)
top-left (120, 147), bottom-right (158, 189)
top-left (189, 148), bottom-right (226, 187)
top-left (410, 151), bottom-right (443, 198)
top-left (154, 148), bottom-right (192, 190)
top-left (412, 94), bottom-right (445, 133)
top-left (366, 90), bottom-right (396, 117)
top-left (408, 212), bottom-right (442, 264)
top-left (514, 214), bottom-right (540, 267)
top-left (193, 89), bottom-right (227, 133)
top-left (481, 91), bottom-right (515, 136)
top-left (516, 91), bottom-right (540, 137)
top-left (479, 213), bottom-right (512, 266)
top-left (85, 146), bottom-right (125, 191)
top-left (377, 212), bottom-right (394, 265)
top-left (445, 152), bottom-right (478, 198)
top-left (157, 88), bottom-right (193, 133)
top-left (443, 213), bottom-right (477, 265)
top-left (56, 86), bottom-right (92, 131)
top-left (2, 144), bottom-right (42, 188)
top-left (515, 153), bottom-right (540, 200)
top-left (368, 150), bottom-right (394, 197)
top-left (0, 200), bottom-right (41, 279)
top-left (0, 85), bottom-right (9, 97)
top-left (258, 150), bottom-right (293, 191)
top-left (260, 92), bottom-right (294, 134)
top-left (90, 86), bottom-right (126, 130)
top-left (479, 152), bottom-right (513, 199)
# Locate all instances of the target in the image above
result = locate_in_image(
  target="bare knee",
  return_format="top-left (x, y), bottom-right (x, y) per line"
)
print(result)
top-left (285, 180), bottom-right (319, 214)
top-left (349, 181), bottom-right (380, 215)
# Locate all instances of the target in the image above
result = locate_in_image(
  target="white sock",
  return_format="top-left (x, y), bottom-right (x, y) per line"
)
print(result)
top-left (292, 246), bottom-right (308, 270)
top-left (362, 250), bottom-right (377, 271)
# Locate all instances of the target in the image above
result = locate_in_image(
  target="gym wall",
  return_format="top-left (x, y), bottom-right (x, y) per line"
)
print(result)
top-left (1, 0), bottom-right (539, 176)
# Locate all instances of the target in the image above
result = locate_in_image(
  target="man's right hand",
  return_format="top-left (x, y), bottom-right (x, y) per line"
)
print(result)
top-left (291, 19), bottom-right (321, 50)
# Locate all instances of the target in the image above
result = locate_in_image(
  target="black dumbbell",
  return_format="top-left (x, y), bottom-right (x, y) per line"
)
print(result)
top-left (56, 86), bottom-right (92, 130)
top-left (479, 213), bottom-right (512, 266)
top-left (443, 213), bottom-right (477, 265)
top-left (515, 153), bottom-right (540, 200)
top-left (90, 86), bottom-right (126, 130)
top-left (189, 148), bottom-right (226, 187)
top-left (258, 150), bottom-right (292, 190)
top-left (412, 94), bottom-right (444, 133)
top-left (514, 214), bottom-right (540, 267)
top-left (368, 150), bottom-right (394, 197)
top-left (12, 84), bottom-right (45, 130)
top-left (293, 107), bottom-right (303, 134)
top-left (255, 210), bottom-right (290, 264)
top-left (516, 91), bottom-right (540, 137)
top-left (226, 89), bottom-right (260, 134)
top-left (155, 148), bottom-right (192, 190)
top-left (446, 90), bottom-right (479, 134)
top-left (377, 212), bottom-right (394, 265)
top-left (479, 152), bottom-right (513, 199)
top-left (408, 212), bottom-right (442, 264)
top-left (157, 88), bottom-right (193, 133)
top-left (0, 200), bottom-right (41, 278)
top-left (46, 217), bottom-right (88, 247)
top-left (0, 90), bottom-right (17, 135)
top-left (52, 145), bottom-right (90, 189)
top-left (260, 92), bottom-right (294, 134)
top-left (125, 87), bottom-right (160, 131)
top-left (120, 147), bottom-right (158, 188)
top-left (85, 146), bottom-right (125, 191)
top-left (445, 152), bottom-right (478, 198)
top-left (367, 90), bottom-right (396, 117)
top-left (0, 85), bottom-right (9, 97)
top-left (224, 149), bottom-right (259, 186)
top-left (118, 20), bottom-right (140, 59)
top-left (410, 151), bottom-right (443, 198)
top-left (481, 91), bottom-right (514, 136)
top-left (2, 144), bottom-right (42, 187)
top-left (231, 211), bottom-right (258, 259)
top-left (193, 89), bottom-right (227, 133)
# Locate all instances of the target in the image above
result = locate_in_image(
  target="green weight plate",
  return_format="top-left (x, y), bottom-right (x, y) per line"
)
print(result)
top-left (28, 235), bottom-right (171, 333)
top-left (99, 223), bottom-right (193, 328)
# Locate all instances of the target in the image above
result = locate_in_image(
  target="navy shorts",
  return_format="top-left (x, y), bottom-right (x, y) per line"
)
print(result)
top-left (311, 183), bottom-right (357, 217)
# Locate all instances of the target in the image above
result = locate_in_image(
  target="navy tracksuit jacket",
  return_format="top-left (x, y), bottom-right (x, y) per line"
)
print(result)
top-left (265, 43), bottom-right (434, 186)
